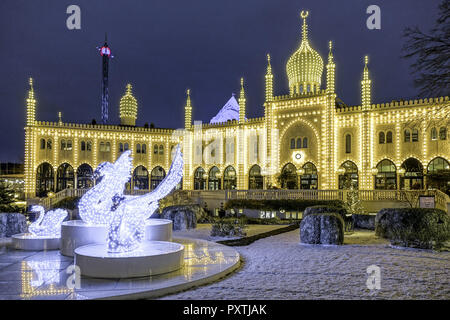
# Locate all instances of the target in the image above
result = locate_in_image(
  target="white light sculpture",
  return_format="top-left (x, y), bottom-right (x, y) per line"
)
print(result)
top-left (26, 260), bottom-right (61, 287)
top-left (28, 205), bottom-right (68, 238)
top-left (107, 145), bottom-right (183, 253)
top-left (78, 150), bottom-right (133, 225)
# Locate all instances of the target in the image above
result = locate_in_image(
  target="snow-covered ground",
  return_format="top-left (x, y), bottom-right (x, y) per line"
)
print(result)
top-left (174, 223), bottom-right (286, 242)
top-left (162, 229), bottom-right (450, 300)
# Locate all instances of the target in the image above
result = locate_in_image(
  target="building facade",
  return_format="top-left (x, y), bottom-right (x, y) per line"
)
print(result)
top-left (24, 11), bottom-right (449, 199)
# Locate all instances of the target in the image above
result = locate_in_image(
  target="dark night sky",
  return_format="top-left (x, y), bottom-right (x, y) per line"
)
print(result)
top-left (0, 0), bottom-right (440, 162)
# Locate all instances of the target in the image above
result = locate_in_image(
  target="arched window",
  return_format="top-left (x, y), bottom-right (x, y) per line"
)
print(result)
top-left (280, 163), bottom-right (297, 189)
top-left (379, 132), bottom-right (385, 144)
top-left (223, 166), bottom-right (237, 190)
top-left (386, 131), bottom-right (393, 143)
top-left (375, 159), bottom-right (397, 190)
top-left (296, 138), bottom-right (302, 149)
top-left (248, 165), bottom-right (263, 189)
top-left (439, 127), bottom-right (447, 140)
top-left (136, 144), bottom-right (141, 154)
top-left (81, 141), bottom-right (86, 151)
top-left (290, 138), bottom-right (295, 149)
top-left (154, 144), bottom-right (158, 154)
top-left (124, 143), bottom-right (129, 151)
top-left (86, 141), bottom-right (92, 151)
top-left (431, 127), bottom-right (437, 140)
top-left (338, 161), bottom-right (358, 189)
top-left (142, 144), bottom-right (146, 154)
top-left (40, 139), bottom-right (46, 149)
top-left (300, 162), bottom-right (318, 190)
top-left (119, 143), bottom-right (124, 153)
top-left (208, 167), bottom-right (221, 190)
top-left (56, 163), bottom-right (74, 191)
top-left (303, 137), bottom-right (308, 148)
top-left (61, 139), bottom-right (66, 150)
top-left (77, 164), bottom-right (93, 189)
top-left (400, 158), bottom-right (423, 190)
top-left (427, 157), bottom-right (450, 174)
top-left (194, 167), bottom-right (206, 190)
top-left (404, 129), bottom-right (411, 142)
top-left (427, 157), bottom-right (450, 190)
top-left (159, 145), bottom-right (164, 155)
top-left (133, 166), bottom-right (149, 190)
top-left (47, 139), bottom-right (52, 150)
top-left (105, 142), bottom-right (110, 152)
top-left (345, 134), bottom-right (351, 154)
top-left (100, 142), bottom-right (105, 152)
top-left (36, 162), bottom-right (54, 197)
top-left (412, 129), bottom-right (419, 142)
top-left (150, 166), bottom-right (166, 190)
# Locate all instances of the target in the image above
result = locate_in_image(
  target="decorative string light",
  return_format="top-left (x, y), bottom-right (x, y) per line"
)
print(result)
top-left (28, 205), bottom-right (67, 237)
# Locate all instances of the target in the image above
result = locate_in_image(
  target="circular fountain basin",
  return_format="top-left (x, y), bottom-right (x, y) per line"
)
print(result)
top-left (74, 241), bottom-right (184, 278)
top-left (145, 219), bottom-right (172, 241)
top-left (12, 233), bottom-right (60, 251)
top-left (60, 220), bottom-right (108, 257)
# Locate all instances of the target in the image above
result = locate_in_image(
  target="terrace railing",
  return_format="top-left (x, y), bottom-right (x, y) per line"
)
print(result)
top-left (38, 188), bottom-right (450, 212)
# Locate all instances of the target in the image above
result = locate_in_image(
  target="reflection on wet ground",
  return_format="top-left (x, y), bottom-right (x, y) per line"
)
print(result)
top-left (0, 237), bottom-right (240, 300)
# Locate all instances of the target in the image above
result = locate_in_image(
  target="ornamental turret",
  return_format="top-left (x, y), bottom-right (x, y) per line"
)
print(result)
top-left (119, 83), bottom-right (138, 126)
top-left (26, 78), bottom-right (36, 126)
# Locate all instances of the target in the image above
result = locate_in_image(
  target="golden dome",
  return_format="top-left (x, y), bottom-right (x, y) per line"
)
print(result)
top-left (120, 83), bottom-right (138, 126)
top-left (286, 11), bottom-right (324, 94)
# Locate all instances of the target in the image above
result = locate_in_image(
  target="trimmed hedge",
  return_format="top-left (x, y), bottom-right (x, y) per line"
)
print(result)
top-left (224, 199), bottom-right (344, 212)
top-left (303, 205), bottom-right (347, 220)
top-left (375, 208), bottom-right (450, 250)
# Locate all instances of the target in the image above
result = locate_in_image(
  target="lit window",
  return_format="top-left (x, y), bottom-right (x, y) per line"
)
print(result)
top-left (386, 131), bottom-right (393, 143)
top-left (296, 138), bottom-right (302, 149)
top-left (159, 145), bottom-right (164, 155)
top-left (61, 139), bottom-right (66, 150)
top-left (66, 140), bottom-right (72, 150)
top-left (431, 127), bottom-right (437, 140)
top-left (439, 127), bottom-right (447, 140)
top-left (303, 137), bottom-right (308, 148)
top-left (47, 139), bottom-right (52, 150)
top-left (379, 132), bottom-right (385, 144)
top-left (345, 134), bottom-right (351, 154)
top-left (290, 138), bottom-right (295, 149)
top-left (105, 142), bottom-right (110, 152)
top-left (87, 141), bottom-right (92, 151)
top-left (404, 130), bottom-right (410, 142)
top-left (100, 142), bottom-right (105, 152)
top-left (412, 129), bottom-right (419, 142)
top-left (154, 144), bottom-right (158, 154)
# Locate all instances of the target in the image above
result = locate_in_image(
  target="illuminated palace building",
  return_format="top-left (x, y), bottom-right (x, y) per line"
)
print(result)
top-left (24, 12), bottom-right (449, 199)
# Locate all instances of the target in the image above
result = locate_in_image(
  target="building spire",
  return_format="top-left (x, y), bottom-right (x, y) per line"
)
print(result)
top-left (361, 55), bottom-right (371, 110)
top-left (26, 77), bottom-right (36, 126)
top-left (239, 77), bottom-right (246, 124)
top-left (301, 10), bottom-right (309, 42)
top-left (326, 41), bottom-right (336, 93)
top-left (184, 88), bottom-right (192, 130)
top-left (265, 54), bottom-right (273, 102)
top-left (119, 83), bottom-right (138, 126)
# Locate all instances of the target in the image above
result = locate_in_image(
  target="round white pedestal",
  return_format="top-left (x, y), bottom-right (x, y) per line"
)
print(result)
top-left (145, 219), bottom-right (172, 242)
top-left (60, 220), bottom-right (108, 257)
top-left (12, 233), bottom-right (60, 251)
top-left (74, 241), bottom-right (184, 278)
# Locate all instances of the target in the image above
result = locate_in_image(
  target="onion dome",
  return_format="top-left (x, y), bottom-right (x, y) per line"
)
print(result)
top-left (119, 84), bottom-right (138, 126)
top-left (286, 11), bottom-right (324, 95)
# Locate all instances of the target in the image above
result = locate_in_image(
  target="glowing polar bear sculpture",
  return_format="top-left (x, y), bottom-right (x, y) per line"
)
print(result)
top-left (107, 145), bottom-right (183, 253)
top-left (28, 205), bottom-right (68, 237)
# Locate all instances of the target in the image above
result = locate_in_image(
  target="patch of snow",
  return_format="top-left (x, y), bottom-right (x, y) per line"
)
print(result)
top-left (161, 229), bottom-right (450, 300)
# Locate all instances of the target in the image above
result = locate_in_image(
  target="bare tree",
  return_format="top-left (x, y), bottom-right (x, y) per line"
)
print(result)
top-left (402, 0), bottom-right (450, 98)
